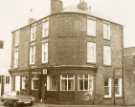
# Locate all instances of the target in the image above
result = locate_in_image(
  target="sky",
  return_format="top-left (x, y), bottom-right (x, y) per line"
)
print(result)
top-left (0, 0), bottom-right (135, 69)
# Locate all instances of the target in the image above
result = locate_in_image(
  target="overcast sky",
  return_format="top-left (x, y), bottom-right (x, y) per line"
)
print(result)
top-left (0, 0), bottom-right (134, 69)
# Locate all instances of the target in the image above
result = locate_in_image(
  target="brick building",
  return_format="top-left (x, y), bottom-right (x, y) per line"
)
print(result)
top-left (124, 47), bottom-right (135, 105)
top-left (9, 0), bottom-right (124, 105)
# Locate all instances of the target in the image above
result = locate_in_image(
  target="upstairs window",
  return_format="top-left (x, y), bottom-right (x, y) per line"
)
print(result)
top-left (60, 74), bottom-right (75, 91)
top-left (30, 26), bottom-right (36, 41)
top-left (103, 46), bottom-right (111, 65)
top-left (42, 21), bottom-right (49, 37)
top-left (104, 78), bottom-right (112, 98)
top-left (115, 78), bottom-right (122, 97)
top-left (14, 31), bottom-right (20, 46)
top-left (87, 42), bottom-right (96, 63)
top-left (87, 19), bottom-right (96, 36)
top-left (14, 47), bottom-right (19, 68)
top-left (29, 45), bottom-right (36, 65)
top-left (103, 23), bottom-right (111, 40)
top-left (42, 41), bottom-right (48, 63)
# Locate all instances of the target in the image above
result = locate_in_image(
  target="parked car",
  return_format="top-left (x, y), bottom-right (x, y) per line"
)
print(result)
top-left (0, 91), bottom-right (35, 107)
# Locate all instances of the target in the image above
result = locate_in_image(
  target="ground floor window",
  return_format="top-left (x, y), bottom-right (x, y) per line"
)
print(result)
top-left (60, 74), bottom-right (75, 91)
top-left (78, 74), bottom-right (93, 95)
top-left (31, 77), bottom-right (39, 90)
top-left (21, 77), bottom-right (26, 90)
top-left (47, 75), bottom-right (57, 91)
top-left (115, 78), bottom-right (122, 97)
top-left (15, 76), bottom-right (21, 92)
top-left (5, 76), bottom-right (10, 84)
top-left (104, 78), bottom-right (112, 98)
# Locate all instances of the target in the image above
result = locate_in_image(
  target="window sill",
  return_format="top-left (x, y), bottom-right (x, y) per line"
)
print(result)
top-left (104, 96), bottom-right (112, 99)
top-left (103, 64), bottom-right (112, 67)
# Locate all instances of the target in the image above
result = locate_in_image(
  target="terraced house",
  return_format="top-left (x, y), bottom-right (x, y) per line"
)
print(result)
top-left (9, 0), bottom-right (124, 105)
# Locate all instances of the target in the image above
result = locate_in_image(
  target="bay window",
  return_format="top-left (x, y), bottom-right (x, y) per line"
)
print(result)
top-left (60, 74), bottom-right (75, 91)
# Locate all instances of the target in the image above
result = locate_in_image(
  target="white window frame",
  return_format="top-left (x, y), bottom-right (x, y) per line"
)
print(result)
top-left (42, 41), bottom-right (48, 63)
top-left (29, 44), bottom-right (36, 65)
top-left (60, 74), bottom-right (75, 91)
top-left (42, 21), bottom-right (49, 37)
top-left (21, 77), bottom-right (26, 90)
top-left (15, 76), bottom-right (20, 92)
top-left (103, 23), bottom-right (111, 40)
top-left (14, 47), bottom-right (19, 68)
top-left (104, 78), bottom-right (112, 98)
top-left (47, 75), bottom-right (57, 91)
top-left (30, 26), bottom-right (36, 41)
top-left (103, 46), bottom-right (111, 65)
top-left (78, 74), bottom-right (94, 95)
top-left (87, 19), bottom-right (96, 36)
top-left (31, 77), bottom-right (39, 90)
top-left (14, 31), bottom-right (20, 46)
top-left (115, 78), bottom-right (122, 97)
top-left (87, 42), bottom-right (96, 63)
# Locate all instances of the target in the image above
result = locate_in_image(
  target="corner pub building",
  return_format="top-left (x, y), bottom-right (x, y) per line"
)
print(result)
top-left (9, 0), bottom-right (124, 105)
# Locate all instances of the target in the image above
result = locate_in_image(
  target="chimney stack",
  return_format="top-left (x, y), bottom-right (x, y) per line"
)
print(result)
top-left (77, 0), bottom-right (88, 11)
top-left (28, 18), bottom-right (36, 24)
top-left (51, 0), bottom-right (63, 14)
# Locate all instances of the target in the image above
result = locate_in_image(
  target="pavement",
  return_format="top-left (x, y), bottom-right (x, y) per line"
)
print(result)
top-left (31, 103), bottom-right (135, 107)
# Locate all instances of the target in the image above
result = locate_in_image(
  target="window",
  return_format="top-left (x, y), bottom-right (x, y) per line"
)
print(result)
top-left (31, 77), bottom-right (39, 90)
top-left (30, 26), bottom-right (36, 41)
top-left (87, 19), bottom-right (96, 36)
top-left (115, 78), bottom-right (122, 97)
top-left (60, 74), bottom-right (75, 91)
top-left (42, 21), bottom-right (49, 37)
top-left (22, 77), bottom-right (26, 90)
top-left (42, 42), bottom-right (48, 63)
top-left (14, 31), bottom-right (20, 46)
top-left (14, 47), bottom-right (19, 68)
top-left (87, 42), bottom-right (96, 63)
top-left (15, 76), bottom-right (20, 91)
top-left (47, 75), bottom-right (57, 91)
top-left (103, 24), bottom-right (111, 40)
top-left (103, 46), bottom-right (111, 65)
top-left (78, 74), bottom-right (93, 95)
top-left (29, 45), bottom-right (36, 65)
top-left (104, 78), bottom-right (112, 98)
top-left (5, 76), bottom-right (10, 84)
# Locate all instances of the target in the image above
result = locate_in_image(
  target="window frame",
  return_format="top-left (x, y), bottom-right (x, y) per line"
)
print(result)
top-left (87, 42), bottom-right (96, 63)
top-left (103, 46), bottom-right (112, 66)
top-left (87, 18), bottom-right (96, 36)
top-left (30, 25), bottom-right (36, 41)
top-left (14, 47), bottom-right (19, 68)
top-left (78, 74), bottom-right (94, 95)
top-left (29, 44), bottom-right (36, 65)
top-left (31, 77), bottom-right (39, 91)
top-left (14, 31), bottom-right (20, 46)
top-left (21, 77), bottom-right (26, 90)
top-left (42, 40), bottom-right (48, 64)
top-left (115, 78), bottom-right (122, 97)
top-left (104, 78), bottom-right (112, 98)
top-left (103, 23), bottom-right (111, 40)
top-left (60, 74), bottom-right (75, 91)
top-left (42, 20), bottom-right (49, 37)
